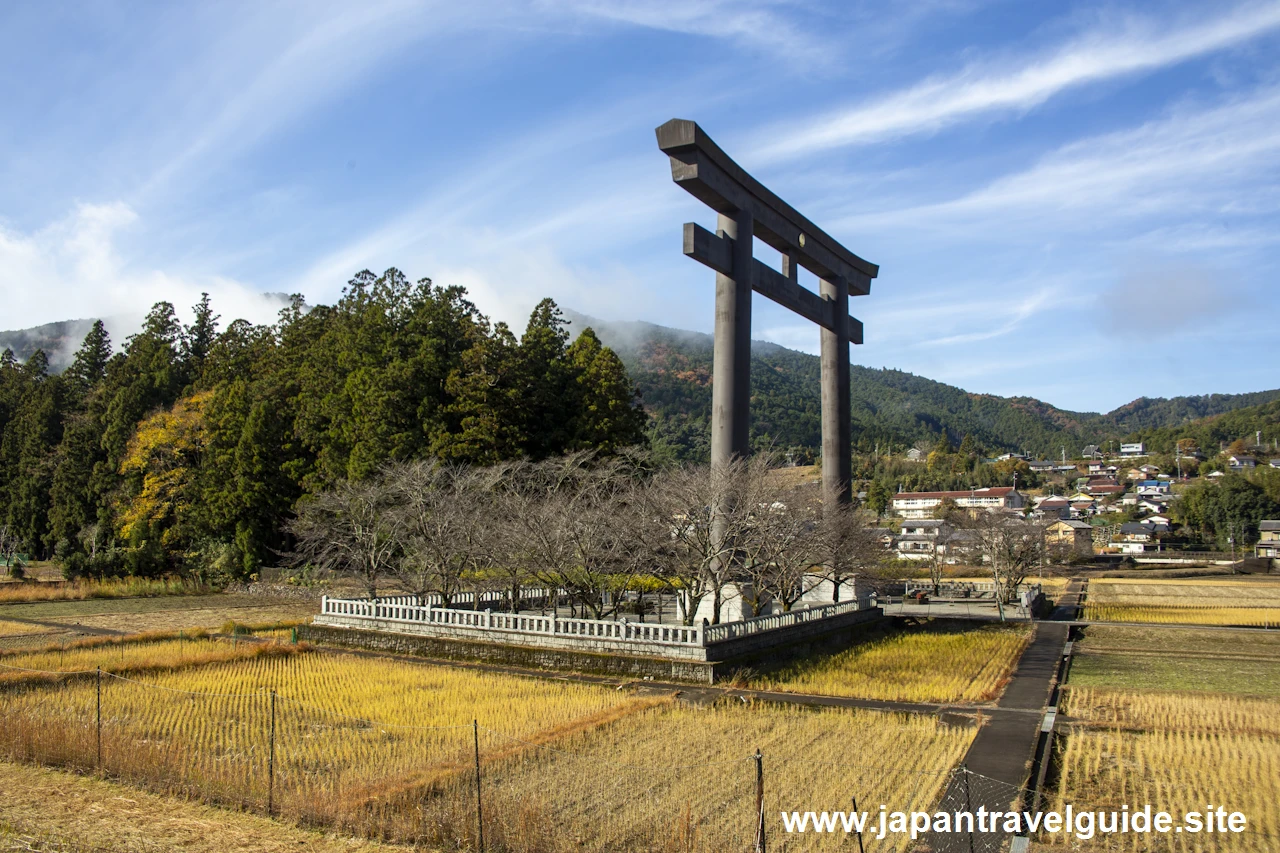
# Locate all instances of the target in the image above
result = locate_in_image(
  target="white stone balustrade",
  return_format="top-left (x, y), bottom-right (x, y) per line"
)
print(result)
top-left (318, 595), bottom-right (707, 648)
top-left (317, 591), bottom-right (871, 655)
top-left (701, 600), bottom-right (863, 643)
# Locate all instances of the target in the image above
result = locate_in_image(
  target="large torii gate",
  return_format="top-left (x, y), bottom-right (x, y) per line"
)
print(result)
top-left (656, 119), bottom-right (879, 508)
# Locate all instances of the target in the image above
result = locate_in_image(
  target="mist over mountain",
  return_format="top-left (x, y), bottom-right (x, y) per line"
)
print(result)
top-left (0, 293), bottom-right (298, 371)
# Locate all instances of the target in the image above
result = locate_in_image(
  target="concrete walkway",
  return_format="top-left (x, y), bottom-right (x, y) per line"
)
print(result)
top-left (929, 584), bottom-right (1078, 852)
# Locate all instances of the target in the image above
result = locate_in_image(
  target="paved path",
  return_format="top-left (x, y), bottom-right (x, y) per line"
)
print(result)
top-left (929, 583), bottom-right (1078, 853)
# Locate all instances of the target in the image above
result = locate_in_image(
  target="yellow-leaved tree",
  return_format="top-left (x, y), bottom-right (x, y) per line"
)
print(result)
top-left (116, 391), bottom-right (212, 571)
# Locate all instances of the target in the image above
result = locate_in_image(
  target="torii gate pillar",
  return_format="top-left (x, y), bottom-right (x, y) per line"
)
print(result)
top-left (711, 209), bottom-right (753, 471)
top-left (820, 276), bottom-right (853, 504)
top-left (657, 119), bottom-right (877, 508)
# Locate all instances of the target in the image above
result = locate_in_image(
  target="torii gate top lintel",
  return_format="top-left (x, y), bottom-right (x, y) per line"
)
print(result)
top-left (656, 118), bottom-right (878, 294)
top-left (656, 118), bottom-right (880, 507)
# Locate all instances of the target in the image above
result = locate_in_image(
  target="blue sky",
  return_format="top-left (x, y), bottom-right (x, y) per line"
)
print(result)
top-left (2, 1), bottom-right (1278, 413)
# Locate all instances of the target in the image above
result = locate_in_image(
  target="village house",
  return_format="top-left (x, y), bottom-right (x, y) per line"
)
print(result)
top-left (1119, 521), bottom-right (1169, 541)
top-left (1137, 497), bottom-right (1169, 515)
top-left (1136, 479), bottom-right (1171, 496)
top-left (1119, 442), bottom-right (1146, 458)
top-left (890, 487), bottom-right (1027, 520)
top-left (1071, 500), bottom-right (1096, 517)
top-left (1033, 496), bottom-right (1071, 519)
top-left (906, 447), bottom-right (926, 462)
top-left (1046, 519), bottom-right (1094, 556)
top-left (895, 520), bottom-right (952, 560)
top-left (1257, 521), bottom-right (1280, 559)
top-left (1229, 455), bottom-right (1257, 471)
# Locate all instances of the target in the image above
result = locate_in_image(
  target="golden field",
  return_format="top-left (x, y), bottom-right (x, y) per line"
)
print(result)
top-left (1083, 579), bottom-right (1280, 627)
top-left (1080, 604), bottom-right (1280, 626)
top-left (479, 701), bottom-right (973, 853)
top-left (0, 759), bottom-right (400, 853)
top-left (0, 645), bottom-right (976, 852)
top-left (0, 576), bottom-right (210, 604)
top-left (1049, 645), bottom-right (1280, 845)
top-left (1087, 579), bottom-right (1280, 604)
top-left (756, 621), bottom-right (1031, 703)
top-left (1062, 685), bottom-right (1280, 736)
top-left (0, 631), bottom-right (272, 683)
top-left (1049, 728), bottom-right (1280, 851)
top-left (0, 618), bottom-right (57, 637)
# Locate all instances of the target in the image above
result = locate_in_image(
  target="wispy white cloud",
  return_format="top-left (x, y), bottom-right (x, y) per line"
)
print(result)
top-left (919, 287), bottom-right (1057, 346)
top-left (137, 0), bottom-right (520, 202)
top-left (552, 0), bottom-right (826, 61)
top-left (752, 2), bottom-right (1280, 160)
top-left (836, 84), bottom-right (1280, 237)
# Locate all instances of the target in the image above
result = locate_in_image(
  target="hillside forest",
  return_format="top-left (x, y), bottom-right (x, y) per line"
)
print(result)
top-left (0, 270), bottom-right (646, 577)
top-left (3, 273), bottom-right (1279, 577)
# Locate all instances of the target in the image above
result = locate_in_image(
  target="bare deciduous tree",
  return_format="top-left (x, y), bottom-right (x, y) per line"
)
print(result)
top-left (736, 483), bottom-right (825, 615)
top-left (816, 502), bottom-right (885, 602)
top-left (385, 459), bottom-right (497, 606)
top-left (0, 525), bottom-right (23, 578)
top-left (966, 511), bottom-right (1046, 618)
top-left (286, 476), bottom-right (402, 599)
top-left (505, 452), bottom-right (648, 620)
top-left (642, 456), bottom-right (780, 624)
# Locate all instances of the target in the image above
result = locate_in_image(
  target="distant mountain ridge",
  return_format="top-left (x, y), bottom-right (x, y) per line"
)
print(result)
top-left (5, 310), bottom-right (1277, 461)
top-left (563, 310), bottom-right (1280, 460)
top-left (0, 318), bottom-right (116, 372)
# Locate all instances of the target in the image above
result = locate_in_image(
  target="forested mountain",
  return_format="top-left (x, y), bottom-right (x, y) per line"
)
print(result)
top-left (0, 318), bottom-right (104, 372)
top-left (0, 271), bottom-right (645, 574)
top-left (565, 312), bottom-right (1280, 462)
top-left (1124, 399), bottom-right (1280, 457)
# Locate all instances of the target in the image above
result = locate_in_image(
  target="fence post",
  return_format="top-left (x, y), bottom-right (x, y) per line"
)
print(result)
top-left (268, 690), bottom-right (277, 817)
top-left (474, 719), bottom-right (485, 853)
top-left (754, 748), bottom-right (765, 853)
top-left (851, 795), bottom-right (865, 853)
top-left (962, 763), bottom-right (974, 853)
top-left (96, 666), bottom-right (102, 770)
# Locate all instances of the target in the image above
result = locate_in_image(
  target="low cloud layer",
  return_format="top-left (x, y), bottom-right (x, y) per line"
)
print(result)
top-left (0, 203), bottom-right (292, 356)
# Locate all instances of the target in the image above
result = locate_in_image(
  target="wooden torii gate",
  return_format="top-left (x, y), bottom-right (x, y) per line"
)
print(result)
top-left (656, 119), bottom-right (879, 507)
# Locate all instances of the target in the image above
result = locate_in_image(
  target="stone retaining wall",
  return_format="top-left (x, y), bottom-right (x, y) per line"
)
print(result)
top-left (299, 624), bottom-right (717, 682)
top-left (301, 607), bottom-right (888, 684)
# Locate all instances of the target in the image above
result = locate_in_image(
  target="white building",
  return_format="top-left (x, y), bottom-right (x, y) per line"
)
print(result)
top-left (1119, 443), bottom-right (1146, 457)
top-left (895, 520), bottom-right (952, 560)
top-left (890, 487), bottom-right (1026, 520)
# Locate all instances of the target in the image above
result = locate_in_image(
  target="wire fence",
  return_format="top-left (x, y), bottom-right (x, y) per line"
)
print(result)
top-left (0, 650), bottom-right (1272, 853)
top-left (0, 653), bottom-right (984, 852)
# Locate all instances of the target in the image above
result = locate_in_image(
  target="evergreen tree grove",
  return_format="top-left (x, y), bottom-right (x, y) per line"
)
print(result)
top-left (0, 272), bottom-right (649, 578)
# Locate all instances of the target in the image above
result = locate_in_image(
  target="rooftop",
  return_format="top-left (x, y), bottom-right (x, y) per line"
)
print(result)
top-left (892, 487), bottom-right (1017, 501)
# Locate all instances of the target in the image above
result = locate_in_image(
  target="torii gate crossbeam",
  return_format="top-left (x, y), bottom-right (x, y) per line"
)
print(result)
top-left (656, 119), bottom-right (879, 506)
